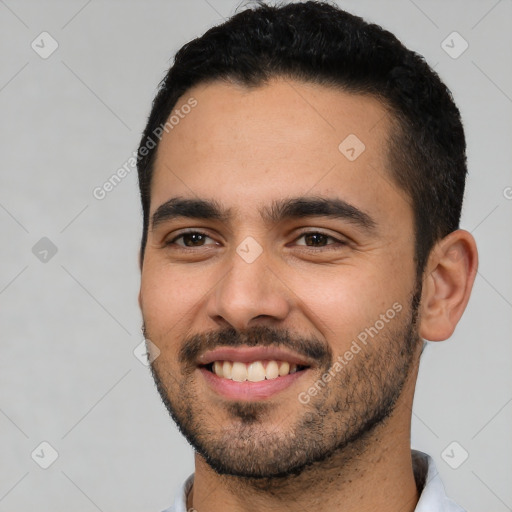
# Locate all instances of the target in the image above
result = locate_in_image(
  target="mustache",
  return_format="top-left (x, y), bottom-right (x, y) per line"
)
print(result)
top-left (172, 324), bottom-right (333, 368)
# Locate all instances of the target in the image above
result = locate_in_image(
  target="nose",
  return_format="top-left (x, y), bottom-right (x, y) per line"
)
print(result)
top-left (205, 245), bottom-right (292, 331)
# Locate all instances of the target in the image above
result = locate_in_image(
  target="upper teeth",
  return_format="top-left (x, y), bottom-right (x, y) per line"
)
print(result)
top-left (212, 360), bottom-right (300, 382)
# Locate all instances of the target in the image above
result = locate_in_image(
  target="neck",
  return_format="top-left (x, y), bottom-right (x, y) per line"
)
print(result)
top-left (186, 388), bottom-right (420, 512)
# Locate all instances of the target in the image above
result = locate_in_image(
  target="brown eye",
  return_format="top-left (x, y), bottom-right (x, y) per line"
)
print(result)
top-left (303, 233), bottom-right (330, 247)
top-left (295, 231), bottom-right (345, 248)
top-left (167, 231), bottom-right (217, 248)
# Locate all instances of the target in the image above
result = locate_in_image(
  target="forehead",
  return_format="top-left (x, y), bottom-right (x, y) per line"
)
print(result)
top-left (150, 78), bottom-right (410, 226)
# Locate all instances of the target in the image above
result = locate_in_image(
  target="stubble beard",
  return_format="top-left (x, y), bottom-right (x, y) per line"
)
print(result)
top-left (146, 287), bottom-right (422, 481)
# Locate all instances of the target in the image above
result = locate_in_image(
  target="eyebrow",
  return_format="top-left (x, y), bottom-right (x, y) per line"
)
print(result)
top-left (151, 196), bottom-right (377, 232)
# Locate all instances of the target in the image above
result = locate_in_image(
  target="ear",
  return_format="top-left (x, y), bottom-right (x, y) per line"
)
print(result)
top-left (419, 229), bottom-right (478, 341)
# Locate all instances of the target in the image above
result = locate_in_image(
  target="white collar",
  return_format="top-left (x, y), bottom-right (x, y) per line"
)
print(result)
top-left (163, 449), bottom-right (465, 512)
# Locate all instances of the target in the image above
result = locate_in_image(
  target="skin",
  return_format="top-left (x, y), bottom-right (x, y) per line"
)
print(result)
top-left (138, 78), bottom-right (478, 512)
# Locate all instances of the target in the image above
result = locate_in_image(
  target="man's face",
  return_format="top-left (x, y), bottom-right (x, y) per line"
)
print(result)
top-left (139, 79), bottom-right (421, 478)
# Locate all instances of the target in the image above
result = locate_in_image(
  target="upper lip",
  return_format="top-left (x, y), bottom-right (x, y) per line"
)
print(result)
top-left (197, 346), bottom-right (313, 367)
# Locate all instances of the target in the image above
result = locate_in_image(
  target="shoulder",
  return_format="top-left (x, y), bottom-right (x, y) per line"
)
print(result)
top-left (412, 450), bottom-right (466, 512)
top-left (160, 473), bottom-right (195, 512)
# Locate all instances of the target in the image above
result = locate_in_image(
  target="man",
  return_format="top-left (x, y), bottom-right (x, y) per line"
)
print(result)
top-left (136, 2), bottom-right (478, 511)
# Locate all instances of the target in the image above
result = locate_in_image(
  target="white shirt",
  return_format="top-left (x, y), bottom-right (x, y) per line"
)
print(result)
top-left (161, 450), bottom-right (466, 512)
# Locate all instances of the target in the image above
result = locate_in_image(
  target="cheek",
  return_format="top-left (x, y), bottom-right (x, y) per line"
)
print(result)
top-left (290, 261), bottom-right (411, 347)
top-left (140, 260), bottom-right (209, 336)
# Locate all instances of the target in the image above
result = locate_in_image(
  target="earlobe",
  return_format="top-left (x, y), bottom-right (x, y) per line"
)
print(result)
top-left (418, 230), bottom-right (478, 341)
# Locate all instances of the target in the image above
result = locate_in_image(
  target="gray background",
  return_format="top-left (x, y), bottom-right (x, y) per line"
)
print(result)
top-left (1, 0), bottom-right (511, 511)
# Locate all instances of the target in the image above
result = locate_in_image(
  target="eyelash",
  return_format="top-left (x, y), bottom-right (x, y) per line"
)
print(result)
top-left (165, 230), bottom-right (347, 250)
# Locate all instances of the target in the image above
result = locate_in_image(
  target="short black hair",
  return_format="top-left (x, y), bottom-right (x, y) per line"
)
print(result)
top-left (137, 0), bottom-right (467, 275)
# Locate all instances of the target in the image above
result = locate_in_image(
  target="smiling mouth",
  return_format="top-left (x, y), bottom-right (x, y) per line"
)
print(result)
top-left (201, 360), bottom-right (309, 382)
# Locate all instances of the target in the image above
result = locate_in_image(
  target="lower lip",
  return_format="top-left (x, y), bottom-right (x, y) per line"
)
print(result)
top-left (199, 366), bottom-right (309, 401)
